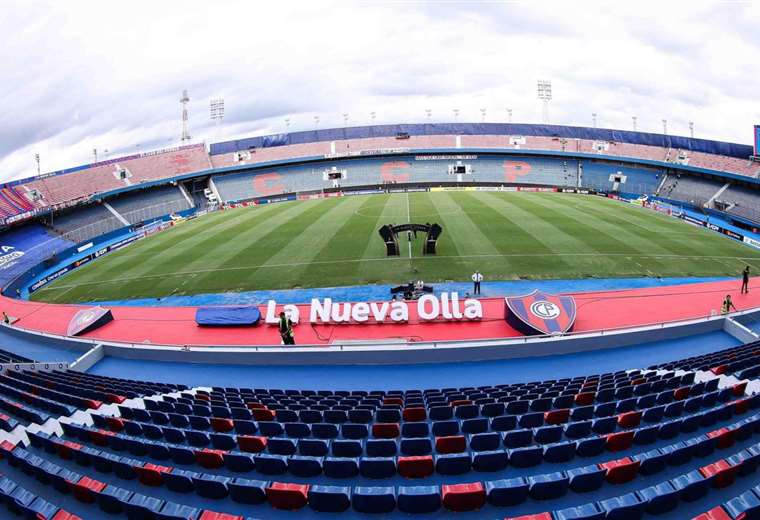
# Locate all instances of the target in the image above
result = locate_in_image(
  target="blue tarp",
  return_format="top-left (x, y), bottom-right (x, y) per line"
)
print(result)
top-left (209, 123), bottom-right (755, 159)
top-left (195, 306), bottom-right (262, 327)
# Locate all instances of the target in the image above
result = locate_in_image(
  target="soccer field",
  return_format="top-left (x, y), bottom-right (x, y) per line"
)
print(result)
top-left (32, 192), bottom-right (760, 303)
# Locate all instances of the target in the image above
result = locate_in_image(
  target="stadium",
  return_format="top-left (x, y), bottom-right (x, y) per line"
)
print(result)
top-left (2, 4), bottom-right (760, 519)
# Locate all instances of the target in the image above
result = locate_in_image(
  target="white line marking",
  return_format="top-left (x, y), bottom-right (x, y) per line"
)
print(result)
top-left (406, 192), bottom-right (412, 259)
top-left (37, 252), bottom-right (760, 292)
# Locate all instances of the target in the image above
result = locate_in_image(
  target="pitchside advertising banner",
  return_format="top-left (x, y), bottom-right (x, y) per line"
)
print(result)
top-left (28, 234), bottom-right (141, 293)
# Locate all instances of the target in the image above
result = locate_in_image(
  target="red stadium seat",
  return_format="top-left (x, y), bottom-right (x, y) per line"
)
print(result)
top-left (398, 456), bottom-right (434, 478)
top-left (605, 431), bottom-right (634, 452)
top-left (441, 482), bottom-right (486, 511)
top-left (435, 435), bottom-right (466, 454)
top-left (599, 457), bottom-right (640, 484)
top-left (266, 482), bottom-right (309, 510)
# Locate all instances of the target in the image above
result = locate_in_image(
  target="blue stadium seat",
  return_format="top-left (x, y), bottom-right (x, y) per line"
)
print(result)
top-left (598, 492), bottom-right (645, 520)
top-left (308, 485), bottom-right (351, 512)
top-left (332, 439), bottom-right (363, 458)
top-left (366, 439), bottom-right (397, 457)
top-left (352, 486), bottom-right (396, 514)
top-left (323, 457), bottom-right (359, 478)
top-left (253, 454), bottom-right (288, 475)
top-left (192, 473), bottom-right (230, 499)
top-left (471, 449), bottom-right (509, 472)
top-left (508, 446), bottom-right (543, 467)
top-left (288, 455), bottom-right (323, 477)
top-left (228, 477), bottom-right (267, 504)
top-left (485, 477), bottom-right (529, 506)
top-left (360, 457), bottom-right (396, 479)
top-left (398, 485), bottom-right (441, 513)
top-left (638, 481), bottom-right (679, 515)
top-left (554, 502), bottom-right (606, 520)
top-left (96, 485), bottom-right (133, 514)
top-left (529, 471), bottom-right (569, 500)
top-left (567, 464), bottom-right (605, 493)
top-left (435, 453), bottom-right (470, 475)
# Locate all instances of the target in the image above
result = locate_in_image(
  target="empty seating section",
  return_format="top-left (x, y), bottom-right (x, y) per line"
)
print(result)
top-left (47, 204), bottom-right (123, 244)
top-left (23, 144), bottom-right (209, 209)
top-left (717, 185), bottom-right (760, 222)
top-left (0, 335), bottom-right (757, 518)
top-left (651, 340), bottom-right (760, 381)
top-left (2, 130), bottom-right (757, 221)
top-left (581, 162), bottom-right (663, 195)
top-left (107, 185), bottom-right (192, 224)
top-left (0, 186), bottom-right (35, 219)
top-left (658, 174), bottom-right (724, 206)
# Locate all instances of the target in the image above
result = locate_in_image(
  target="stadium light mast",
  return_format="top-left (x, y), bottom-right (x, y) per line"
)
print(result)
top-left (425, 108), bottom-right (432, 121)
top-left (180, 89), bottom-right (191, 142)
top-left (507, 108), bottom-right (513, 123)
top-left (689, 121), bottom-right (694, 138)
top-left (210, 98), bottom-right (224, 139)
top-left (284, 118), bottom-right (290, 131)
top-left (480, 108), bottom-right (487, 122)
top-left (537, 80), bottom-right (552, 124)
top-left (632, 116), bottom-right (637, 131)
top-left (34, 153), bottom-right (40, 176)
top-left (592, 113), bottom-right (597, 128)
top-left (662, 119), bottom-right (668, 135)
top-left (93, 148), bottom-right (98, 163)
top-left (370, 111), bottom-right (376, 122)
top-left (453, 108), bottom-right (459, 122)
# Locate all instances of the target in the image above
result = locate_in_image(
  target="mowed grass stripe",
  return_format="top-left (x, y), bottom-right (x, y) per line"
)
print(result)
top-left (186, 199), bottom-right (346, 293)
top-left (449, 191), bottom-right (571, 277)
top-left (52, 202), bottom-right (294, 300)
top-left (410, 192), bottom-right (472, 280)
top-left (569, 196), bottom-right (711, 257)
top-left (353, 194), bottom-right (416, 285)
top-left (298, 195), bottom-right (393, 287)
top-left (32, 192), bottom-right (760, 303)
top-left (252, 196), bottom-right (370, 288)
top-left (484, 192), bottom-right (641, 278)
top-left (514, 193), bottom-right (672, 276)
top-left (477, 192), bottom-right (590, 253)
top-left (575, 198), bottom-right (756, 273)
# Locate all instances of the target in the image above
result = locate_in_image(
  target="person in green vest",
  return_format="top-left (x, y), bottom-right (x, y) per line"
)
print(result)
top-left (721, 294), bottom-right (736, 315)
top-left (278, 311), bottom-right (295, 345)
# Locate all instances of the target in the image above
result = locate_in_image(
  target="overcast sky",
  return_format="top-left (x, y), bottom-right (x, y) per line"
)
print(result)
top-left (1, 0), bottom-right (758, 183)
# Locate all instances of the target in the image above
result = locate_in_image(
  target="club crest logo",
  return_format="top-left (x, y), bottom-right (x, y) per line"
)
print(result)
top-left (505, 290), bottom-right (577, 336)
top-left (67, 306), bottom-right (113, 336)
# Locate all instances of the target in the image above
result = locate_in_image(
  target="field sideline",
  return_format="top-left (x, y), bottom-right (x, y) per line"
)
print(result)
top-left (32, 192), bottom-right (760, 303)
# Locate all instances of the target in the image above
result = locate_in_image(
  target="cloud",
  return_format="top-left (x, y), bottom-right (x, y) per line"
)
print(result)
top-left (0, 0), bottom-right (758, 183)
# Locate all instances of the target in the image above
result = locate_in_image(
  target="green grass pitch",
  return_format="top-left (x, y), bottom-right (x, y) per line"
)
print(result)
top-left (32, 192), bottom-right (760, 303)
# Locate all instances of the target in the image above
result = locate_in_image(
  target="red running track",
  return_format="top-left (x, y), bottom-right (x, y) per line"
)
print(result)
top-left (2, 278), bottom-right (758, 347)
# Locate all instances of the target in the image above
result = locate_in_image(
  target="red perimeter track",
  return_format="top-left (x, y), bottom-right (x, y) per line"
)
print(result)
top-left (3, 279), bottom-right (759, 347)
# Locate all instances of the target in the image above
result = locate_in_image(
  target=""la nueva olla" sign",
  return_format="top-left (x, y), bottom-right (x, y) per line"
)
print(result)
top-left (264, 292), bottom-right (482, 325)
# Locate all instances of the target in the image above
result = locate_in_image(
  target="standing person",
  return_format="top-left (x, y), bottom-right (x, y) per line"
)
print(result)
top-left (741, 266), bottom-right (750, 294)
top-left (278, 311), bottom-right (295, 345)
top-left (721, 294), bottom-right (737, 315)
top-left (471, 271), bottom-right (483, 295)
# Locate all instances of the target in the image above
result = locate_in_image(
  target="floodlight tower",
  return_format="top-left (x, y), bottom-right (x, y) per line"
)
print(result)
top-left (180, 89), bottom-right (191, 141)
top-left (480, 108), bottom-right (487, 122)
top-left (632, 116), bottom-right (637, 131)
top-left (370, 111), bottom-right (376, 122)
top-left (662, 119), bottom-right (668, 135)
top-left (537, 80), bottom-right (552, 123)
top-left (507, 108), bottom-right (513, 123)
top-left (425, 108), bottom-right (432, 121)
top-left (210, 98), bottom-right (224, 139)
top-left (689, 121), bottom-right (694, 138)
top-left (592, 113), bottom-right (597, 128)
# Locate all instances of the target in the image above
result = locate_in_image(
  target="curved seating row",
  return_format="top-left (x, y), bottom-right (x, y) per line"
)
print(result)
top-left (6, 428), bottom-right (760, 515)
top-left (52, 404), bottom-right (760, 480)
